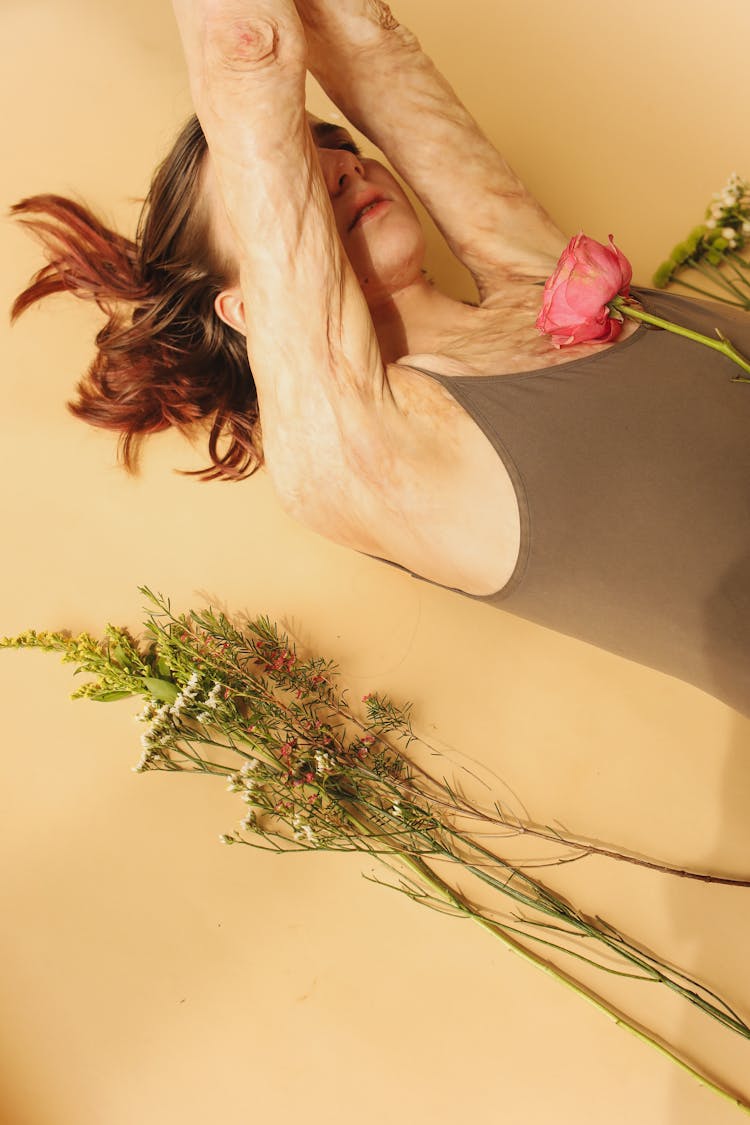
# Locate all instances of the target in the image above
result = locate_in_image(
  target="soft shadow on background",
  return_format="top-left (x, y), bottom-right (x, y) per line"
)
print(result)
top-left (1, 2), bottom-right (749, 1123)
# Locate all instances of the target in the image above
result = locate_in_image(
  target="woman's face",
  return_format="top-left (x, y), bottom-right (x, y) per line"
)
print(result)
top-left (206, 116), bottom-right (427, 317)
top-left (308, 116), bottom-right (426, 306)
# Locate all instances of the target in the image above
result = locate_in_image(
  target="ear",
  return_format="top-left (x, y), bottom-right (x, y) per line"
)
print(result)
top-left (214, 287), bottom-right (246, 335)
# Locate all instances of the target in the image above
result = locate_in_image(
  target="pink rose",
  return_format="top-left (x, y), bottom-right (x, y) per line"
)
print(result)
top-left (536, 234), bottom-right (633, 347)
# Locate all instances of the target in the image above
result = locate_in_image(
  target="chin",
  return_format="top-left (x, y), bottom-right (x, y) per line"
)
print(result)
top-left (357, 266), bottom-right (423, 309)
top-left (349, 226), bottom-right (426, 306)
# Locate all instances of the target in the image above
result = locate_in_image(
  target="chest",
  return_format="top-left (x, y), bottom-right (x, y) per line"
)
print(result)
top-left (402, 293), bottom-right (638, 379)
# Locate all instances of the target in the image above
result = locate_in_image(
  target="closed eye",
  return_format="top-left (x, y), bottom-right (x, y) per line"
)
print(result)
top-left (311, 121), bottom-right (362, 158)
top-left (336, 140), bottom-right (362, 158)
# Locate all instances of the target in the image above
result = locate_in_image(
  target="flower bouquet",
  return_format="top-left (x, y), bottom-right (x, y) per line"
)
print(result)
top-left (653, 173), bottom-right (750, 308)
top-left (3, 588), bottom-right (750, 1114)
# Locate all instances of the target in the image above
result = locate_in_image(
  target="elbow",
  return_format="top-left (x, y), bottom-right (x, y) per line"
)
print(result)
top-left (203, 13), bottom-right (306, 79)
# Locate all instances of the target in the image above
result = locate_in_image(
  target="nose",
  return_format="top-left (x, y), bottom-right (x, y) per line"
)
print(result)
top-left (317, 148), bottom-right (365, 198)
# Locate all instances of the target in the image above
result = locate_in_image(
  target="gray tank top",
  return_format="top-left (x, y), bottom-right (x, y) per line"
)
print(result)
top-left (405, 289), bottom-right (750, 715)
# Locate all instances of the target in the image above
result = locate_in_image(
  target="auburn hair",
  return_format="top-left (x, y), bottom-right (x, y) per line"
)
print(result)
top-left (10, 114), bottom-right (261, 481)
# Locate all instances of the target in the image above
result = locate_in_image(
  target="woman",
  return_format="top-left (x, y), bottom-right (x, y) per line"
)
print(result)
top-left (11, 0), bottom-right (750, 714)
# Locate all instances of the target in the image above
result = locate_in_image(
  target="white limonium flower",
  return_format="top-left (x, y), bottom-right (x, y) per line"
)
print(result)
top-left (170, 693), bottom-right (187, 717)
top-left (171, 672), bottom-right (202, 717)
top-left (722, 227), bottom-right (737, 240)
top-left (142, 703), bottom-right (174, 747)
top-left (135, 699), bottom-right (159, 724)
top-left (206, 682), bottom-right (223, 709)
top-left (314, 751), bottom-right (332, 773)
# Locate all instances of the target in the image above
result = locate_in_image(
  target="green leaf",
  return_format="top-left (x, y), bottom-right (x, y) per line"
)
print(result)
top-left (90, 690), bottom-right (134, 703)
top-left (143, 677), bottom-right (179, 704)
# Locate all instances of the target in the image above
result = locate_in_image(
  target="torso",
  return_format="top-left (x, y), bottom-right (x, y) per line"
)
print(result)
top-left (378, 283), bottom-right (640, 595)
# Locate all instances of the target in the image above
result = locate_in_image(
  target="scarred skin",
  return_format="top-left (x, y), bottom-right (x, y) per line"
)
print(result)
top-left (171, 1), bottom-right (627, 595)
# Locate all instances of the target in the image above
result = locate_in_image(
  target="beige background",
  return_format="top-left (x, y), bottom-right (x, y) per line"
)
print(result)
top-left (2, 1), bottom-right (749, 1122)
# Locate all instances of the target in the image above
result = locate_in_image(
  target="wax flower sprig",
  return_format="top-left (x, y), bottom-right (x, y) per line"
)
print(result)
top-left (2, 587), bottom-right (750, 1114)
top-left (537, 232), bottom-right (750, 380)
top-left (653, 173), bottom-right (750, 308)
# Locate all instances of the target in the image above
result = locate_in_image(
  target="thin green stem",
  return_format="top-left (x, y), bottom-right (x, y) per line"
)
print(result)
top-left (346, 792), bottom-right (750, 1040)
top-left (724, 265), bottom-right (750, 302)
top-left (338, 704), bottom-right (750, 888)
top-left (378, 800), bottom-right (750, 1038)
top-left (394, 852), bottom-right (750, 1115)
top-left (700, 258), bottom-right (750, 306)
top-left (728, 252), bottom-right (750, 274)
top-left (691, 260), bottom-right (749, 303)
top-left (610, 297), bottom-right (750, 380)
top-left (401, 775), bottom-right (750, 887)
top-left (670, 277), bottom-right (747, 307)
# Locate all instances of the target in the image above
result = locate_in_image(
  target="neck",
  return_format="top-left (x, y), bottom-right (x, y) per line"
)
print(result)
top-left (366, 276), bottom-right (478, 365)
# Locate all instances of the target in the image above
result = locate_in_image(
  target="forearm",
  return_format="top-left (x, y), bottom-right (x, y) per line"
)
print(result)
top-left (300, 3), bottom-right (565, 283)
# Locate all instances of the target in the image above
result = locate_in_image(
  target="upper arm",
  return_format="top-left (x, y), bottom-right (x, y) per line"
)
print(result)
top-left (230, 128), bottom-right (398, 531)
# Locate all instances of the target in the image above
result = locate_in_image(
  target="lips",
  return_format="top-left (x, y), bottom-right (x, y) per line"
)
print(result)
top-left (347, 192), bottom-right (389, 232)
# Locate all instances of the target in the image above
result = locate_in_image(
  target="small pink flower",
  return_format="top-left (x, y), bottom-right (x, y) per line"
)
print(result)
top-left (536, 234), bottom-right (633, 348)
